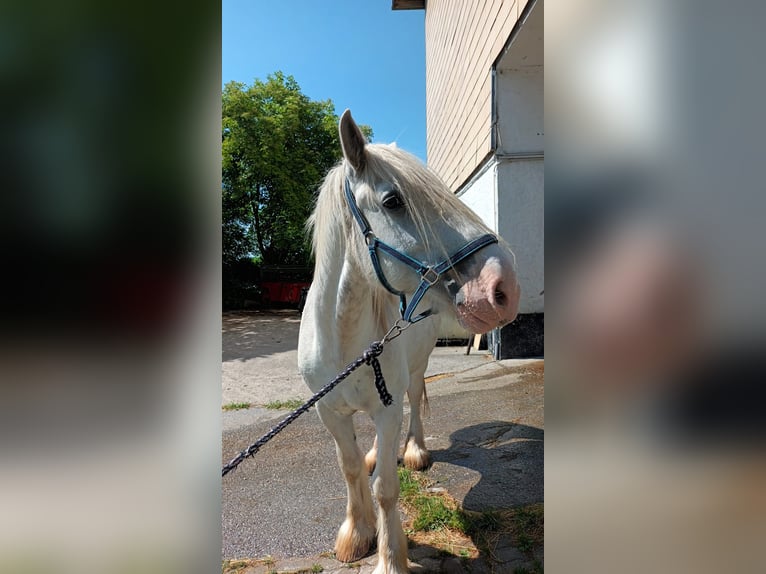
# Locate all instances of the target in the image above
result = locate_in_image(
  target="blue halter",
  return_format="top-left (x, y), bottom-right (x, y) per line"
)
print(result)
top-left (344, 177), bottom-right (498, 323)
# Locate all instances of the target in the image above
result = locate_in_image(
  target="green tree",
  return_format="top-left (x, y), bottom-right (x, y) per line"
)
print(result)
top-left (222, 72), bottom-right (371, 267)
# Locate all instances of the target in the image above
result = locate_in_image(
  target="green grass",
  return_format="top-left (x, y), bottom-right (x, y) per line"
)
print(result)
top-left (511, 504), bottom-right (544, 554)
top-left (222, 402), bottom-right (251, 411)
top-left (412, 496), bottom-right (466, 532)
top-left (398, 467), bottom-right (421, 498)
top-left (398, 468), bottom-right (467, 533)
top-left (222, 559), bottom-right (256, 573)
top-left (264, 398), bottom-right (304, 410)
top-left (396, 468), bottom-right (544, 568)
top-left (310, 564), bottom-right (324, 573)
top-left (222, 556), bottom-right (279, 573)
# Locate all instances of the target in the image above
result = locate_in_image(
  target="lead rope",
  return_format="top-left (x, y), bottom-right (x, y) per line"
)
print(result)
top-left (222, 321), bottom-right (408, 477)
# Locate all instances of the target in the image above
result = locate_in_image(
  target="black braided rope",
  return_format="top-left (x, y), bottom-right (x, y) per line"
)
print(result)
top-left (222, 339), bottom-right (391, 477)
top-left (365, 342), bottom-right (393, 406)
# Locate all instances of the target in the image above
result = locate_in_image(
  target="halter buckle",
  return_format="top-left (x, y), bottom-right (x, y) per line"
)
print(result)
top-left (364, 232), bottom-right (377, 247)
top-left (421, 267), bottom-right (440, 286)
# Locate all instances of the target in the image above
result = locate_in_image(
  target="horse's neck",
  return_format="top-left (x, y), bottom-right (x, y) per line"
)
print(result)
top-left (309, 247), bottom-right (397, 366)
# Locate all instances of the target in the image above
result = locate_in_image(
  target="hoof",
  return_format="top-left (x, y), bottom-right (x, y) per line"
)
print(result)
top-left (403, 443), bottom-right (431, 471)
top-left (372, 559), bottom-right (410, 574)
top-left (335, 519), bottom-right (375, 563)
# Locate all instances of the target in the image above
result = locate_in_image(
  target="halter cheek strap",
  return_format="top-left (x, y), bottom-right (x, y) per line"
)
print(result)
top-left (344, 178), bottom-right (498, 323)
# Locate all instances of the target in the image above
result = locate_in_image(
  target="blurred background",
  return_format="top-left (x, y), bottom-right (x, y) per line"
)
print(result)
top-left (2, 0), bottom-right (766, 572)
top-left (547, 0), bottom-right (766, 572)
top-left (0, 1), bottom-right (220, 572)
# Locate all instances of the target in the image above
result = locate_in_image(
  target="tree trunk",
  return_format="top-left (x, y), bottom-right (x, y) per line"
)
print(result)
top-left (251, 194), bottom-right (266, 261)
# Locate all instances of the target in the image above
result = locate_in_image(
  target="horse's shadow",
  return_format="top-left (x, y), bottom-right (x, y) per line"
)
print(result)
top-left (430, 420), bottom-right (544, 511)
top-left (409, 420), bottom-right (544, 570)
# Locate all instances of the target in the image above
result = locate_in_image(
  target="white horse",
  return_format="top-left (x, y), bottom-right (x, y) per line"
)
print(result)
top-left (298, 110), bottom-right (519, 574)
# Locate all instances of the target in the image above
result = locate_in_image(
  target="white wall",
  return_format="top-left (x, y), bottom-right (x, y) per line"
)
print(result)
top-left (496, 66), bottom-right (544, 154)
top-left (494, 10), bottom-right (544, 315)
top-left (457, 162), bottom-right (498, 232)
top-left (497, 159), bottom-right (544, 313)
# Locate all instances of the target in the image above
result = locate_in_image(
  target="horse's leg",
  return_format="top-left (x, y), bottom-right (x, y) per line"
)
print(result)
top-left (367, 372), bottom-right (431, 475)
top-left (403, 372), bottom-right (431, 471)
top-left (316, 402), bottom-right (376, 562)
top-left (371, 406), bottom-right (409, 574)
top-left (364, 435), bottom-right (377, 475)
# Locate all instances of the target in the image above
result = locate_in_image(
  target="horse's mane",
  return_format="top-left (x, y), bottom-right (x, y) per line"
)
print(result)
top-left (307, 143), bottom-right (492, 280)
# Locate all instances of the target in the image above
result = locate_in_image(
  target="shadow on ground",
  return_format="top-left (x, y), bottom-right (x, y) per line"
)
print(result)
top-left (222, 310), bottom-right (301, 362)
top-left (431, 420), bottom-right (544, 511)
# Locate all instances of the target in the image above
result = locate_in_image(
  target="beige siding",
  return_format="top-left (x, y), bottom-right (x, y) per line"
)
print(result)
top-left (424, 0), bottom-right (529, 191)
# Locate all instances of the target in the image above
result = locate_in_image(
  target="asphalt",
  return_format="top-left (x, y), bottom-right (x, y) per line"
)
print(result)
top-left (222, 311), bottom-right (544, 573)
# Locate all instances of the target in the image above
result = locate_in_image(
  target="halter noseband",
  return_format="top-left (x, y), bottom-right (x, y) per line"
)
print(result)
top-left (344, 177), bottom-right (498, 323)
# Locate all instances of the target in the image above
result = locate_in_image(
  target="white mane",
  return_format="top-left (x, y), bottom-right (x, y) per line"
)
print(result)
top-left (307, 143), bottom-right (493, 283)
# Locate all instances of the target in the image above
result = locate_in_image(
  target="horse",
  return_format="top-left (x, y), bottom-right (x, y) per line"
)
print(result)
top-left (297, 110), bottom-right (520, 574)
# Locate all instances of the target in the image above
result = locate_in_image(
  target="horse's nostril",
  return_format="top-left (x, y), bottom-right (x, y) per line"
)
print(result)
top-left (494, 289), bottom-right (506, 306)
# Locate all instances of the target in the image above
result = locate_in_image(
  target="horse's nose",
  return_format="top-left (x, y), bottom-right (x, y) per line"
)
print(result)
top-left (488, 276), bottom-right (521, 323)
top-left (455, 258), bottom-right (520, 333)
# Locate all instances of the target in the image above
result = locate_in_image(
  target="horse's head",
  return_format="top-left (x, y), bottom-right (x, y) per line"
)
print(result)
top-left (320, 109), bottom-right (520, 334)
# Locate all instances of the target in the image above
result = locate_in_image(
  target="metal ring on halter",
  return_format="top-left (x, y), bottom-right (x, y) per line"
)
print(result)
top-left (420, 267), bottom-right (440, 286)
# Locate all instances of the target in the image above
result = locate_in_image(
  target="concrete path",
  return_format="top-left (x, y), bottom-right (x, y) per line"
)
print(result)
top-left (222, 311), bottom-right (543, 573)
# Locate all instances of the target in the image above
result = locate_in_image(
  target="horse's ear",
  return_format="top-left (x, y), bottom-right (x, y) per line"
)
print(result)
top-left (339, 109), bottom-right (367, 174)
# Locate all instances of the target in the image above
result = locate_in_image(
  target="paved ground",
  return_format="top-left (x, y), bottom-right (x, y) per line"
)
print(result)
top-left (222, 311), bottom-right (544, 573)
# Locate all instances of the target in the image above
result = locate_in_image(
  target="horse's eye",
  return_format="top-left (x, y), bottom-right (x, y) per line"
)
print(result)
top-left (381, 191), bottom-right (404, 210)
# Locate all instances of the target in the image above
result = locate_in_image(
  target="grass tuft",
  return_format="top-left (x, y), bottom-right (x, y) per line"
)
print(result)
top-left (398, 468), bottom-right (420, 498)
top-left (264, 398), bottom-right (304, 410)
top-left (222, 402), bottom-right (251, 411)
top-left (222, 558), bottom-right (258, 573)
top-left (511, 504), bottom-right (544, 554)
top-left (222, 556), bottom-right (281, 573)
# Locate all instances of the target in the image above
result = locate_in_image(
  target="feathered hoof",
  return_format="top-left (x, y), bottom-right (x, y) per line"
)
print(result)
top-left (335, 519), bottom-right (375, 563)
top-left (371, 558), bottom-right (410, 574)
top-left (403, 443), bottom-right (431, 471)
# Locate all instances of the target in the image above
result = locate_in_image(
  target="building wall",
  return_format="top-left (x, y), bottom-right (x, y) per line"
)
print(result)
top-left (494, 41), bottom-right (544, 314)
top-left (495, 66), bottom-right (544, 155)
top-left (497, 159), bottom-right (543, 313)
top-left (424, 0), bottom-right (530, 191)
top-left (456, 162), bottom-right (497, 232)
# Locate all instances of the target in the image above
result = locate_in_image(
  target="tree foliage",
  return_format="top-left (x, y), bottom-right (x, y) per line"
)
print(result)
top-left (222, 72), bottom-right (371, 268)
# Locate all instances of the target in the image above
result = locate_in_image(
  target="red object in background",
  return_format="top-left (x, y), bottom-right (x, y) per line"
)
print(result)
top-left (260, 282), bottom-right (311, 305)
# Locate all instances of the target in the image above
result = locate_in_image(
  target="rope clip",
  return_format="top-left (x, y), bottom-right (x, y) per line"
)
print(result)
top-left (382, 319), bottom-right (412, 344)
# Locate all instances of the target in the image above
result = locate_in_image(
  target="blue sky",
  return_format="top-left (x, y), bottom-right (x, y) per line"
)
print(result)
top-left (222, 0), bottom-right (427, 161)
